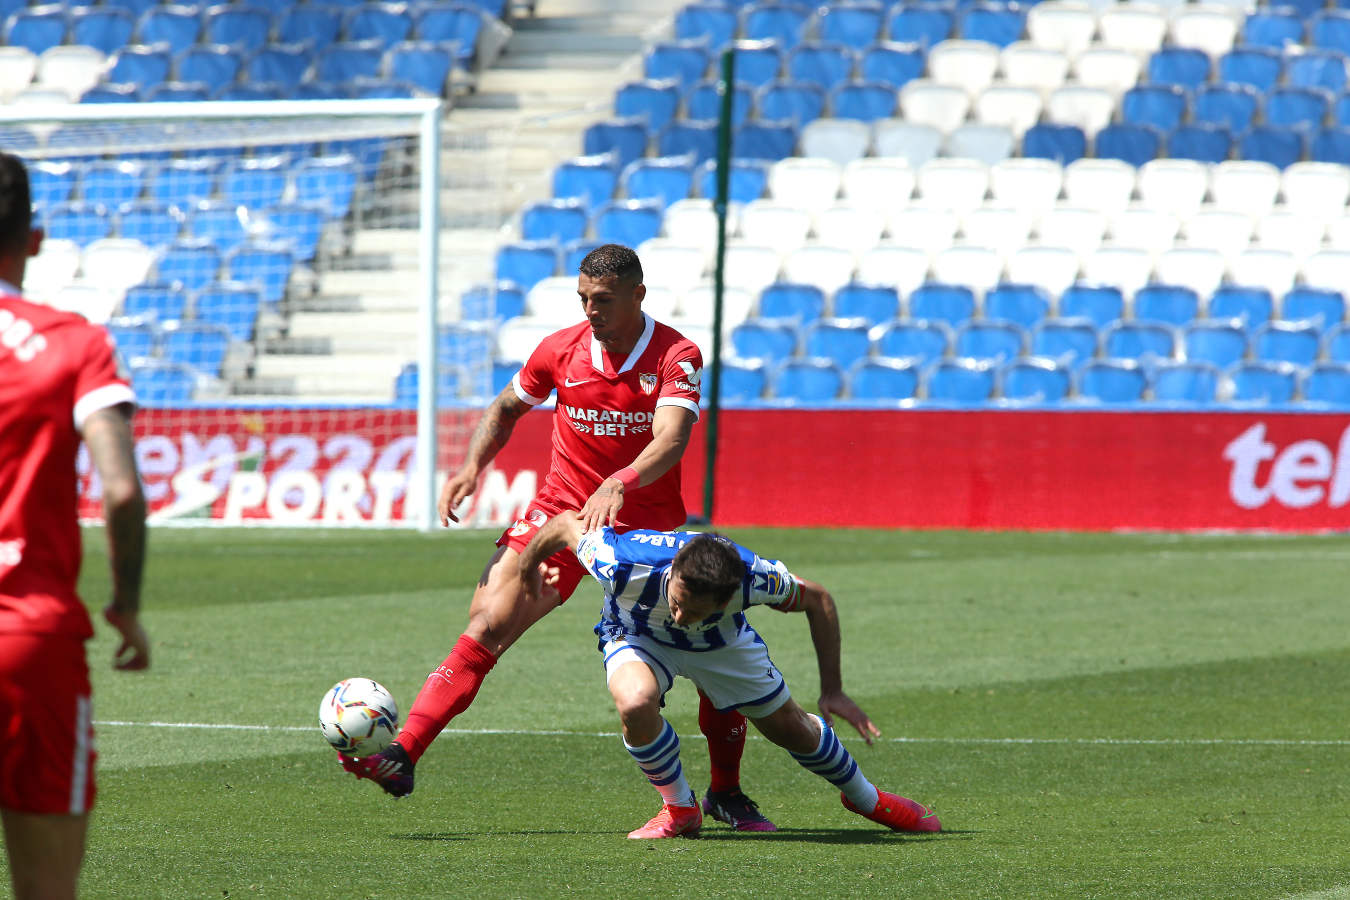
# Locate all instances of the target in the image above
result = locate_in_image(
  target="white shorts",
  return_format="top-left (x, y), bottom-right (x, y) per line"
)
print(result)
top-left (601, 627), bottom-right (791, 718)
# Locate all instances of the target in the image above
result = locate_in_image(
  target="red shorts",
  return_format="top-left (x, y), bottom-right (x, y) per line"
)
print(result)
top-left (0, 633), bottom-right (96, 815)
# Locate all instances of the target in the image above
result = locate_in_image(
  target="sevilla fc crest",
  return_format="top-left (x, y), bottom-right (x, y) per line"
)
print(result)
top-left (639, 373), bottom-right (658, 395)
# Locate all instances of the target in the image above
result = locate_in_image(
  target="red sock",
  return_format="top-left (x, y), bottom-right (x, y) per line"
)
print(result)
top-left (698, 691), bottom-right (747, 794)
top-left (396, 634), bottom-right (497, 763)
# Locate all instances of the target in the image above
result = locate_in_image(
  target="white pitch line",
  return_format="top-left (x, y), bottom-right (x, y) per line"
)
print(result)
top-left (92, 721), bottom-right (1350, 747)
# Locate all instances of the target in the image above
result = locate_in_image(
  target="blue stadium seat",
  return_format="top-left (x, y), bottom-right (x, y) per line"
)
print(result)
top-left (804, 317), bottom-right (871, 368)
top-left (742, 3), bottom-right (813, 49)
top-left (583, 118), bottom-right (649, 169)
top-left (224, 241), bottom-right (294, 308)
top-left (733, 121), bottom-right (797, 161)
top-left (757, 81), bottom-right (827, 127)
top-left (1210, 285), bottom-right (1274, 325)
top-left (495, 240), bottom-right (559, 291)
top-left (1095, 123), bottom-right (1162, 167)
top-left (1193, 84), bottom-right (1259, 134)
top-left (147, 81), bottom-right (211, 102)
top-left (1078, 358), bottom-right (1147, 403)
top-left (82, 84), bottom-right (142, 103)
top-left (644, 39), bottom-right (710, 87)
top-left (985, 284), bottom-right (1049, 330)
top-left (872, 319), bottom-right (952, 365)
top-left (562, 239), bottom-right (602, 276)
top-left (193, 281), bottom-right (260, 342)
top-left (1031, 318), bottom-right (1098, 365)
top-left (44, 201), bottom-right (110, 247)
top-left (1324, 322), bottom-right (1350, 361)
top-left (520, 199), bottom-right (588, 243)
top-left (1166, 124), bottom-right (1233, 164)
top-left (205, 4), bottom-right (271, 53)
top-left (1121, 84), bottom-right (1188, 133)
top-left (292, 154), bottom-right (360, 219)
top-left (106, 316), bottom-right (159, 363)
top-left (1252, 319), bottom-right (1321, 366)
top-left (5, 5), bottom-right (66, 55)
top-left (278, 5), bottom-right (342, 49)
top-left (157, 239), bottom-right (221, 292)
top-left (148, 157), bottom-right (220, 209)
top-left (819, 3), bottom-right (884, 50)
top-left (345, 1), bottom-right (413, 43)
top-left (772, 357), bottom-right (845, 402)
top-left (833, 282), bottom-right (899, 325)
top-left (1228, 359), bottom-right (1299, 404)
top-left (717, 358), bottom-right (769, 403)
top-left (731, 317), bottom-right (799, 364)
top-left (135, 4), bottom-right (201, 54)
top-left (1148, 46), bottom-right (1211, 91)
top-left (787, 41), bottom-right (856, 91)
top-left (1287, 49), bottom-right (1350, 94)
top-left (858, 40), bottom-right (925, 89)
top-left (621, 157), bottom-right (694, 209)
top-left (1311, 9), bottom-right (1350, 55)
top-left (728, 39), bottom-right (785, 87)
top-left (1000, 356), bottom-right (1071, 403)
top-left (122, 280), bottom-right (186, 321)
top-left (848, 356), bottom-right (919, 401)
top-left (177, 44), bottom-right (242, 97)
top-left (438, 321), bottom-right (495, 370)
top-left (552, 154), bottom-right (619, 209)
top-left (1242, 8), bottom-right (1304, 49)
top-left (696, 158), bottom-right (769, 203)
top-left (1266, 86), bottom-right (1332, 130)
top-left (1239, 126), bottom-right (1305, 169)
top-left (219, 156), bottom-right (288, 209)
top-left (1022, 123), bottom-right (1087, 165)
top-left (1301, 360), bottom-right (1350, 403)
top-left (160, 320), bottom-right (231, 376)
top-left (1152, 360), bottom-right (1220, 404)
top-left (959, 3), bottom-right (1024, 47)
top-left (70, 7), bottom-right (133, 54)
top-left (658, 120), bottom-right (720, 164)
top-left (592, 199), bottom-right (663, 246)
top-left (955, 320), bottom-right (1026, 364)
top-left (1219, 46), bottom-right (1282, 93)
top-left (109, 44), bottom-right (172, 90)
top-left (1103, 321), bottom-right (1177, 362)
top-left (129, 358), bottom-right (197, 404)
top-left (28, 160), bottom-right (78, 210)
top-left (886, 4), bottom-right (953, 46)
top-left (316, 40), bottom-right (384, 84)
top-left (1311, 125), bottom-right (1350, 163)
top-left (1282, 286), bottom-right (1346, 327)
top-left (1183, 319), bottom-right (1248, 369)
top-left (460, 280), bottom-right (525, 321)
top-left (248, 44), bottom-right (312, 86)
top-left (686, 80), bottom-right (753, 126)
top-left (924, 357), bottom-right (995, 404)
top-left (1134, 284), bottom-right (1200, 327)
top-left (386, 41), bottom-right (455, 96)
top-left (759, 281), bottom-right (826, 323)
top-left (414, 2), bottom-right (482, 67)
top-left (674, 3), bottom-right (737, 50)
top-left (259, 203), bottom-right (322, 262)
top-left (117, 201), bottom-right (181, 250)
top-left (614, 79), bottom-right (681, 135)
top-left (830, 80), bottom-right (897, 122)
top-left (909, 282), bottom-right (976, 327)
top-left (81, 160), bottom-right (145, 208)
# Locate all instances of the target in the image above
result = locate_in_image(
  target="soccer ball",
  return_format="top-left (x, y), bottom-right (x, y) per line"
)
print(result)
top-left (318, 678), bottom-right (399, 758)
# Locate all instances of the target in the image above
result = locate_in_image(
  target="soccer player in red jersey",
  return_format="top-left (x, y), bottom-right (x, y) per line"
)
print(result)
top-left (342, 244), bottom-right (774, 829)
top-left (0, 151), bottom-right (150, 899)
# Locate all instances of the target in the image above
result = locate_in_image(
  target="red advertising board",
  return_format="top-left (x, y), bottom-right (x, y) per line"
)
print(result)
top-left (80, 406), bottom-right (1350, 531)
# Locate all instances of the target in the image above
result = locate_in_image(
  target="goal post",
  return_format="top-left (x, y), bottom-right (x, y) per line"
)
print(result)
top-left (0, 99), bottom-right (451, 530)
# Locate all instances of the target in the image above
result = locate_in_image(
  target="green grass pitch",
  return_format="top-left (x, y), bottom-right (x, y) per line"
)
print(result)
top-left (37, 526), bottom-right (1350, 898)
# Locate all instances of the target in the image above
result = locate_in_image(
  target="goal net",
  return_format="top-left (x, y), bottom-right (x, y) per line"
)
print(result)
top-left (1, 100), bottom-right (464, 529)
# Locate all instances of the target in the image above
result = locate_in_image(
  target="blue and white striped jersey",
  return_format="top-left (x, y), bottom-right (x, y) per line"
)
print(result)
top-left (577, 528), bottom-right (802, 652)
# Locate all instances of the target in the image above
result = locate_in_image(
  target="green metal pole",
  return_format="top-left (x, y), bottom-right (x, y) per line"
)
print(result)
top-left (703, 47), bottom-right (735, 525)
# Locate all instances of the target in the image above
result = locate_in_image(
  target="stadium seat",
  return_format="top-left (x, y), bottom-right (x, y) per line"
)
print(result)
top-left (674, 3), bottom-right (736, 50)
top-left (840, 158), bottom-right (915, 210)
top-left (1073, 46), bottom-right (1142, 96)
top-left (1078, 358), bottom-right (1147, 403)
top-left (1167, 124), bottom-right (1234, 165)
top-left (814, 202), bottom-right (885, 247)
top-left (657, 120), bottom-right (718, 165)
top-left (1022, 122), bottom-right (1086, 165)
top-left (848, 356), bottom-right (919, 401)
top-left (174, 45), bottom-right (243, 98)
top-left (1242, 8), bottom-right (1303, 49)
top-left (928, 38), bottom-right (1000, 96)
top-left (780, 244), bottom-right (854, 293)
top-left (26, 240), bottom-right (82, 301)
top-left (1035, 205), bottom-right (1105, 260)
top-left (386, 41), bottom-right (456, 96)
top-left (1267, 87), bottom-right (1333, 131)
top-left (733, 121), bottom-right (797, 162)
top-left (1000, 356), bottom-right (1070, 403)
top-left (1153, 246), bottom-right (1226, 298)
top-left (871, 120), bottom-right (942, 169)
top-left (108, 44), bottom-right (171, 91)
top-left (908, 282), bottom-right (976, 328)
top-left (1096, 3), bottom-right (1167, 55)
top-left (522, 276), bottom-right (582, 326)
top-left (5, 5), bottom-right (66, 56)
top-left (414, 2), bottom-right (485, 67)
top-left (932, 245), bottom-right (1003, 295)
top-left (787, 41), bottom-right (855, 92)
top-left (686, 79), bottom-right (753, 126)
top-left (77, 160), bottom-right (143, 209)
top-left (985, 159), bottom-right (1062, 219)
top-left (1282, 286), bottom-right (1346, 329)
top-left (1253, 319), bottom-right (1321, 366)
top-left (520, 199), bottom-right (588, 244)
top-left (129, 358), bottom-right (197, 404)
top-left (854, 243), bottom-right (930, 294)
top-left (345, 2), bottom-right (414, 44)
top-left (1183, 319), bottom-right (1249, 369)
top-left (614, 79), bottom-right (681, 135)
top-left (960, 3), bottom-right (1025, 47)
top-left (1192, 84), bottom-right (1259, 136)
top-left (831, 80), bottom-right (898, 123)
top-left (1046, 85), bottom-right (1115, 138)
top-left (833, 282), bottom-right (899, 325)
top-left (758, 281), bottom-right (825, 323)
top-left (278, 6), bottom-right (342, 49)
top-left (1287, 49), bottom-right (1349, 96)
top-left (1025, 2), bottom-right (1095, 55)
top-left (217, 156), bottom-right (287, 211)
top-left (696, 158), bottom-right (769, 203)
top-left (1103, 320), bottom-right (1177, 363)
top-left (1300, 248), bottom-right (1350, 293)
top-left (1301, 360), bottom-right (1350, 403)
top-left (803, 317), bottom-right (871, 369)
top-left (899, 79), bottom-right (970, 134)
top-left (205, 5), bottom-right (272, 54)
top-left (725, 39), bottom-right (783, 88)
top-left (1209, 285), bottom-right (1274, 326)
top-left (1031, 317), bottom-right (1097, 364)
top-left (116, 200), bottom-right (181, 249)
top-left (944, 123), bottom-right (1015, 165)
top-left (70, 7), bottom-right (133, 55)
top-left (924, 357), bottom-right (996, 404)
top-left (135, 5), bottom-right (201, 55)
top-left (973, 84), bottom-right (1043, 138)
top-left (495, 241), bottom-right (559, 291)
top-left (1312, 9), bottom-right (1350, 55)
top-left (772, 357), bottom-right (845, 402)
top-left (955, 320), bottom-right (1026, 364)
top-left (1148, 45), bottom-right (1210, 91)
top-left (1209, 160), bottom-right (1282, 217)
top-left (315, 40), bottom-right (385, 85)
top-left (723, 241), bottom-right (784, 295)
top-left (45, 201), bottom-right (111, 247)
top-left (193, 281), bottom-right (261, 342)
top-left (1062, 158), bottom-right (1136, 216)
top-left (859, 41), bottom-right (925, 89)
top-left (1133, 284), bottom-right (1201, 328)
top-left (1152, 360), bottom-right (1220, 404)
top-left (84, 84), bottom-right (142, 104)
top-left (731, 317), bottom-right (798, 364)
top-left (185, 201), bottom-right (249, 256)
top-left (916, 158), bottom-right (989, 214)
top-left (591, 199), bottom-right (662, 246)
top-left (1311, 126), bottom-right (1350, 164)
top-left (984, 283), bottom-right (1050, 330)
top-left (105, 315), bottom-right (159, 362)
top-left (552, 154), bottom-right (619, 208)
top-left (1121, 84), bottom-right (1188, 135)
top-left (460, 280), bottom-right (525, 322)
top-left (1282, 161), bottom-right (1350, 224)
top-left (160, 320), bottom-right (232, 376)
top-left (966, 207), bottom-right (1035, 258)
top-left (819, 3), bottom-right (884, 50)
top-left (1095, 123), bottom-right (1162, 168)
top-left (1228, 359), bottom-right (1299, 404)
top-left (156, 238), bottom-right (222, 293)
top-left (872, 318), bottom-right (952, 366)
top-left (122, 280), bottom-right (186, 322)
top-left (716, 358), bottom-right (768, 403)
top-left (1169, 4), bottom-right (1238, 57)
top-left (886, 4), bottom-right (953, 46)
top-left (757, 80), bottom-right (826, 128)
top-left (1324, 322), bottom-right (1350, 362)
top-left (742, 3), bottom-right (812, 49)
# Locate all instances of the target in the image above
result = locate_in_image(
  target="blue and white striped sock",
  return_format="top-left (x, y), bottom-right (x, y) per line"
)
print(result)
top-left (624, 720), bottom-right (694, 807)
top-left (789, 713), bottom-right (880, 812)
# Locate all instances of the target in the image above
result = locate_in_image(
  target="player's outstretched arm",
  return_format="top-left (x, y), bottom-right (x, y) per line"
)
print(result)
top-left (439, 385), bottom-right (533, 526)
top-left (83, 405), bottom-right (150, 671)
top-left (517, 511), bottom-right (586, 606)
top-left (798, 578), bottom-right (881, 745)
top-left (578, 405), bottom-right (696, 532)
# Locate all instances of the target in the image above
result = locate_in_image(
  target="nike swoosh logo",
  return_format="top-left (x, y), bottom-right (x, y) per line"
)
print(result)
top-left (563, 378), bottom-right (591, 387)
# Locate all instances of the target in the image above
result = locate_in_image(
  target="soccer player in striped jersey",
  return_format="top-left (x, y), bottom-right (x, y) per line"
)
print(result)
top-left (518, 511), bottom-right (942, 839)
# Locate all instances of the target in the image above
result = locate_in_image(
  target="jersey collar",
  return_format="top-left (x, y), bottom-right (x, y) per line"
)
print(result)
top-left (590, 313), bottom-right (654, 376)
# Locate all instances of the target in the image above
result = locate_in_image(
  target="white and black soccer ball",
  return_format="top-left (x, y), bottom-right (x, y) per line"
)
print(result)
top-left (318, 678), bottom-right (399, 758)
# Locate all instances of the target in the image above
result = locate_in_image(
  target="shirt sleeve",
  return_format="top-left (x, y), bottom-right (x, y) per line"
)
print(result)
top-left (575, 526), bottom-right (621, 593)
top-left (72, 324), bottom-right (136, 430)
top-left (513, 333), bottom-right (558, 406)
top-left (654, 338), bottom-right (702, 421)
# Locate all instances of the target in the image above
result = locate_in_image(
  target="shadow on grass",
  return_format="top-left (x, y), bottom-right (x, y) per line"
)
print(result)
top-left (396, 829), bottom-right (972, 843)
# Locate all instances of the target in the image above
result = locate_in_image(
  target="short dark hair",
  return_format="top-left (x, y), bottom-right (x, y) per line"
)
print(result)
top-left (578, 243), bottom-right (643, 284)
top-left (0, 152), bottom-right (31, 255)
top-left (672, 534), bottom-right (745, 607)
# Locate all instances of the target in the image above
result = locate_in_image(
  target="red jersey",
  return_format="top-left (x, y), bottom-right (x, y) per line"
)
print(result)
top-left (0, 292), bottom-right (135, 638)
top-left (513, 314), bottom-right (702, 529)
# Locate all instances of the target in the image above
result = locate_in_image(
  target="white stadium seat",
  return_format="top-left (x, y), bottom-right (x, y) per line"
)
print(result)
top-left (886, 204), bottom-right (961, 256)
top-left (841, 158), bottom-right (916, 209)
top-left (855, 243), bottom-right (931, 294)
top-left (898, 80), bottom-right (971, 134)
top-left (526, 276), bottom-right (586, 324)
top-left (932, 244), bottom-right (1004, 294)
top-left (1006, 244), bottom-right (1082, 297)
top-left (1045, 85), bottom-right (1116, 137)
top-left (738, 200), bottom-right (813, 250)
top-left (722, 241), bottom-right (783, 295)
top-left (1255, 208), bottom-right (1326, 262)
top-left (974, 85), bottom-right (1044, 137)
top-left (637, 237), bottom-right (708, 295)
top-left (927, 39), bottom-right (1002, 97)
top-left (0, 46), bottom-right (36, 101)
top-left (681, 281), bottom-right (755, 326)
top-left (1096, 4), bottom-right (1168, 55)
top-left (22, 238), bottom-right (80, 303)
top-left (944, 123), bottom-right (1016, 166)
top-left (1026, 2), bottom-right (1099, 56)
top-left (497, 318), bottom-right (565, 363)
top-left (1209, 160), bottom-right (1281, 217)
top-left (80, 238), bottom-right (156, 294)
top-left (989, 158), bottom-right (1065, 216)
top-left (1168, 4), bottom-right (1240, 58)
top-left (781, 243), bottom-right (858, 293)
top-left (662, 198), bottom-right (728, 259)
top-left (1299, 249), bottom-right (1350, 293)
top-left (799, 118), bottom-right (871, 167)
top-left (1063, 158), bottom-right (1137, 215)
top-left (769, 157), bottom-right (843, 214)
top-left (1071, 46), bottom-right (1143, 96)
top-left (916, 158), bottom-right (991, 214)
top-left (1137, 159), bottom-right (1211, 219)
top-left (1228, 247), bottom-right (1298, 297)
top-left (1036, 204), bottom-right (1108, 260)
top-left (871, 120), bottom-right (943, 169)
top-left (960, 206), bottom-right (1035, 258)
top-left (35, 46), bottom-right (106, 99)
top-left (1083, 243), bottom-right (1154, 298)
top-left (1109, 204), bottom-right (1182, 257)
top-left (1154, 246), bottom-right (1228, 298)
top-left (813, 203), bottom-right (887, 249)
top-left (1280, 162), bottom-right (1350, 225)
top-left (1181, 207), bottom-right (1254, 263)
top-left (999, 42), bottom-right (1071, 94)
top-left (51, 282), bottom-right (120, 325)
top-left (640, 285), bottom-right (681, 321)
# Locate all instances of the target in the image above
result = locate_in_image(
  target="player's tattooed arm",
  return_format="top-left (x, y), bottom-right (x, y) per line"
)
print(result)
top-left (439, 386), bottom-right (533, 525)
top-left (518, 511), bottom-right (585, 606)
top-left (579, 405), bottom-right (696, 532)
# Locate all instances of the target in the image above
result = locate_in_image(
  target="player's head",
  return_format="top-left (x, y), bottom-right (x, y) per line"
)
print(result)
top-left (576, 243), bottom-right (647, 348)
top-left (0, 152), bottom-right (37, 262)
top-left (667, 534), bottom-right (745, 626)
